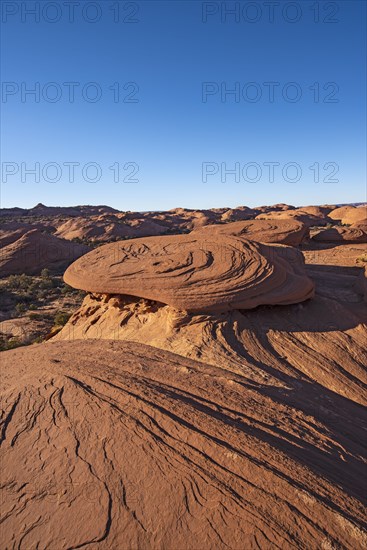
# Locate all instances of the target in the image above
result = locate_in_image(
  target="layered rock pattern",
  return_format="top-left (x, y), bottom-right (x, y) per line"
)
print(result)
top-left (193, 219), bottom-right (308, 246)
top-left (1, 340), bottom-right (366, 549)
top-left (64, 235), bottom-right (314, 312)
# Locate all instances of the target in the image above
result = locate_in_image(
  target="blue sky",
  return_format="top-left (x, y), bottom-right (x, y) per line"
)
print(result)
top-left (1, 0), bottom-right (366, 210)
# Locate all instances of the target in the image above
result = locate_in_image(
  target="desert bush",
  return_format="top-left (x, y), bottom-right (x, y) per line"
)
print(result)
top-left (7, 274), bottom-right (33, 291)
top-left (15, 302), bottom-right (27, 315)
top-left (0, 336), bottom-right (23, 351)
top-left (28, 312), bottom-right (42, 320)
top-left (54, 312), bottom-right (71, 327)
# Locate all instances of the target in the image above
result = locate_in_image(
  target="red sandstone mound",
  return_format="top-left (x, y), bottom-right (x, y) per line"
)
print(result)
top-left (0, 225), bottom-right (38, 248)
top-left (56, 240), bottom-right (367, 407)
top-left (1, 339), bottom-right (366, 549)
top-left (220, 206), bottom-right (255, 222)
top-left (298, 205), bottom-right (334, 217)
top-left (63, 234), bottom-right (314, 312)
top-left (352, 219), bottom-right (367, 230)
top-left (255, 203), bottom-right (295, 213)
top-left (148, 208), bottom-right (221, 231)
top-left (256, 207), bottom-right (330, 227)
top-left (329, 206), bottom-right (367, 225)
top-left (193, 219), bottom-right (308, 246)
top-left (312, 225), bottom-right (367, 243)
top-left (0, 221), bottom-right (54, 248)
top-left (55, 215), bottom-right (168, 242)
top-left (0, 229), bottom-right (90, 276)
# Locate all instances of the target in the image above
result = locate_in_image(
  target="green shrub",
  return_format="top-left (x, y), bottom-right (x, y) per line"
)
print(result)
top-left (28, 312), bottom-right (41, 320)
top-left (0, 337), bottom-right (23, 351)
top-left (7, 274), bottom-right (33, 291)
top-left (15, 302), bottom-right (27, 315)
top-left (54, 312), bottom-right (71, 327)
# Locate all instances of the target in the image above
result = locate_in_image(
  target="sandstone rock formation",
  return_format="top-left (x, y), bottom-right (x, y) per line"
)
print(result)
top-left (329, 205), bottom-right (367, 225)
top-left (1, 339), bottom-right (366, 549)
top-left (220, 206), bottom-right (254, 222)
top-left (63, 235), bottom-right (314, 312)
top-left (312, 225), bottom-right (367, 243)
top-left (55, 215), bottom-right (168, 242)
top-left (1, 202), bottom-right (367, 549)
top-left (193, 219), bottom-right (308, 246)
top-left (255, 208), bottom-right (331, 227)
top-left (55, 240), bottom-right (367, 405)
top-left (0, 229), bottom-right (90, 277)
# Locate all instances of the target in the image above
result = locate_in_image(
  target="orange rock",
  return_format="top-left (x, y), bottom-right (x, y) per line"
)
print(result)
top-left (64, 234), bottom-right (314, 312)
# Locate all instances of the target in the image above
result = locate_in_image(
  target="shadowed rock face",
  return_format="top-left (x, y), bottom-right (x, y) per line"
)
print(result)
top-left (1, 340), bottom-right (366, 550)
top-left (63, 234), bottom-right (314, 312)
top-left (192, 218), bottom-right (309, 246)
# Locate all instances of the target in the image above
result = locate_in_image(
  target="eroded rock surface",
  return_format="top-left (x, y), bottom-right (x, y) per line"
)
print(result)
top-left (193, 218), bottom-right (308, 246)
top-left (1, 340), bottom-right (366, 549)
top-left (0, 229), bottom-right (90, 276)
top-left (63, 235), bottom-right (314, 312)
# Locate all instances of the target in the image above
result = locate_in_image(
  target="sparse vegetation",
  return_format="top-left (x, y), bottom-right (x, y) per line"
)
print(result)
top-left (0, 273), bottom-right (85, 350)
top-left (0, 336), bottom-right (23, 352)
top-left (53, 311), bottom-right (71, 327)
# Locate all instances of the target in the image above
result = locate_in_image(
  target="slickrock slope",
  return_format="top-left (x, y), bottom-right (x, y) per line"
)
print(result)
top-left (1, 340), bottom-right (366, 549)
top-left (0, 229), bottom-right (90, 276)
top-left (0, 221), bottom-right (52, 247)
top-left (63, 235), bottom-right (314, 312)
top-left (193, 219), bottom-right (308, 246)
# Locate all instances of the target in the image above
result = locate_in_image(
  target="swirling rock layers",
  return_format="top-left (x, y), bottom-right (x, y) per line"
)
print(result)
top-left (1, 340), bottom-right (366, 549)
top-left (64, 235), bottom-right (314, 312)
top-left (313, 225), bottom-right (367, 243)
top-left (192, 219), bottom-right (308, 246)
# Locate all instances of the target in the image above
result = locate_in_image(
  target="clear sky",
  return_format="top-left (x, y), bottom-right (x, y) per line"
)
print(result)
top-left (1, 0), bottom-right (366, 210)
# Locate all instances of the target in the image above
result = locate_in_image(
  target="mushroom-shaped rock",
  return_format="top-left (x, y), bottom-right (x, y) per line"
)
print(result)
top-left (192, 219), bottom-right (308, 246)
top-left (64, 234), bottom-right (314, 312)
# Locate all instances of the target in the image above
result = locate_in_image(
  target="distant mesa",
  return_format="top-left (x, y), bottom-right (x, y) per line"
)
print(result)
top-left (0, 203), bottom-right (119, 218)
top-left (64, 234), bottom-right (314, 313)
top-left (0, 229), bottom-right (90, 277)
